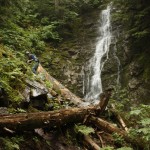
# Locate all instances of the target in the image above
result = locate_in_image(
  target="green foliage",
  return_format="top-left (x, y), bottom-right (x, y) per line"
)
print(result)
top-left (125, 105), bottom-right (150, 149)
top-left (74, 124), bottom-right (94, 135)
top-left (45, 80), bottom-right (53, 89)
top-left (129, 104), bottom-right (150, 120)
top-left (0, 45), bottom-right (32, 104)
top-left (39, 24), bottom-right (61, 41)
top-left (15, 108), bottom-right (27, 113)
top-left (0, 0), bottom-right (102, 54)
top-left (1, 136), bottom-right (24, 150)
top-left (129, 127), bottom-right (150, 150)
top-left (65, 129), bottom-right (73, 145)
top-left (33, 136), bottom-right (39, 143)
top-left (112, 133), bottom-right (124, 145)
top-left (101, 146), bottom-right (133, 150)
top-left (41, 17), bottom-right (50, 25)
top-left (110, 88), bottom-right (130, 112)
top-left (112, 0), bottom-right (150, 52)
top-left (111, 92), bottom-right (150, 149)
top-left (0, 22), bottom-right (47, 53)
top-left (140, 118), bottom-right (150, 126)
top-left (117, 147), bottom-right (133, 150)
top-left (101, 146), bottom-right (114, 150)
top-left (8, 108), bottom-right (27, 114)
top-left (64, 11), bottom-right (78, 21)
top-left (101, 147), bottom-right (133, 150)
top-left (0, 0), bottom-right (27, 25)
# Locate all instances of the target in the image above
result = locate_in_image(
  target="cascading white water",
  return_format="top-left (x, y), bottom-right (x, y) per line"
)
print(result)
top-left (84, 5), bottom-right (112, 103)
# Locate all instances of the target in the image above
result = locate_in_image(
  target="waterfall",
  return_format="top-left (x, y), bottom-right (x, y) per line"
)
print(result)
top-left (84, 5), bottom-right (112, 103)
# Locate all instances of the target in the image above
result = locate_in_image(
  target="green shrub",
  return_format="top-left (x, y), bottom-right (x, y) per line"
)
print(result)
top-left (1, 136), bottom-right (24, 150)
top-left (39, 24), bottom-right (61, 42)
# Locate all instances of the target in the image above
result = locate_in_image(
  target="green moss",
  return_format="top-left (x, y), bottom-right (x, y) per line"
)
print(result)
top-left (137, 52), bottom-right (150, 82)
top-left (0, 45), bottom-right (33, 106)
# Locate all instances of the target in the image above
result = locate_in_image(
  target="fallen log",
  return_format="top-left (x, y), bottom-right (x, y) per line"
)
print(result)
top-left (0, 71), bottom-right (113, 132)
top-left (37, 64), bottom-right (82, 105)
top-left (90, 116), bottom-right (126, 136)
top-left (110, 104), bottom-right (128, 131)
top-left (90, 116), bottom-right (143, 149)
top-left (83, 135), bottom-right (101, 150)
top-left (0, 106), bottom-right (99, 132)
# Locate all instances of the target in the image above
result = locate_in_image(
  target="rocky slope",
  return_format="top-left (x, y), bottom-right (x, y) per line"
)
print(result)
top-left (41, 9), bottom-right (101, 98)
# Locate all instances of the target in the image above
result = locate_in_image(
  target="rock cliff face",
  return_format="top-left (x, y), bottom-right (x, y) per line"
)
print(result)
top-left (41, 10), bottom-right (101, 97)
top-left (109, 6), bottom-right (150, 104)
top-left (41, 6), bottom-right (149, 104)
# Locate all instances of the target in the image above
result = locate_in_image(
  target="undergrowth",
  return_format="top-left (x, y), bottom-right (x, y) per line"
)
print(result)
top-left (110, 88), bottom-right (150, 150)
top-left (0, 45), bottom-right (33, 105)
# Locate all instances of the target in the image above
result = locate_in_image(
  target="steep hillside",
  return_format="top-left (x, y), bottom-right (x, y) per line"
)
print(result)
top-left (0, 1), bottom-right (150, 150)
top-left (0, 0), bottom-right (149, 104)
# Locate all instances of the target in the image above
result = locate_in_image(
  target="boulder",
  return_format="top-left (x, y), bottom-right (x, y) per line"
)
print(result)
top-left (22, 80), bottom-right (48, 103)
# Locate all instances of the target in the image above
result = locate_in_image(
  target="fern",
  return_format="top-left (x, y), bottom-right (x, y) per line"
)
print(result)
top-left (140, 118), bottom-right (150, 126)
top-left (74, 124), bottom-right (94, 135)
top-left (117, 147), bottom-right (133, 150)
top-left (0, 45), bottom-right (32, 104)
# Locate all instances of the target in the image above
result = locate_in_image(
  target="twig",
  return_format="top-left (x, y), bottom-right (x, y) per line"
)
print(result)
top-left (96, 132), bottom-right (104, 147)
top-left (3, 127), bottom-right (15, 134)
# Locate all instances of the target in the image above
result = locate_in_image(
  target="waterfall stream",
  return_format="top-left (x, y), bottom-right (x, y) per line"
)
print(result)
top-left (83, 5), bottom-right (112, 104)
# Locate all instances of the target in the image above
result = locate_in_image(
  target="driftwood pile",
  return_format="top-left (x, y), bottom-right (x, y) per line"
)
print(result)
top-left (0, 65), bottom-right (143, 149)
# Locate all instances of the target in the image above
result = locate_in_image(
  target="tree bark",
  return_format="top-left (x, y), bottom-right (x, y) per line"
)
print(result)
top-left (90, 116), bottom-right (126, 135)
top-left (0, 106), bottom-right (99, 132)
top-left (83, 135), bottom-right (101, 150)
top-left (110, 104), bottom-right (128, 131)
top-left (94, 88), bottom-right (113, 115)
top-left (37, 64), bottom-right (82, 105)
